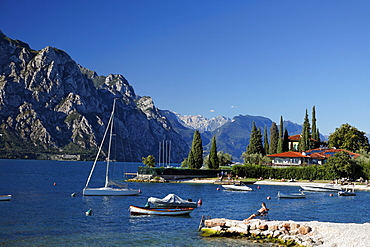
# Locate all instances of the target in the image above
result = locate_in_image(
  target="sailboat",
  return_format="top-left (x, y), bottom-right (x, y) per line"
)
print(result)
top-left (83, 99), bottom-right (141, 196)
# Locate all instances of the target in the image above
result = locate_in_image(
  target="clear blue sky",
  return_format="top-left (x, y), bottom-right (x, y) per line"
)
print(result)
top-left (1, 0), bottom-right (370, 135)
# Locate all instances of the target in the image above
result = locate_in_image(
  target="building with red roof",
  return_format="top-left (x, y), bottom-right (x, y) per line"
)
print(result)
top-left (267, 148), bottom-right (360, 167)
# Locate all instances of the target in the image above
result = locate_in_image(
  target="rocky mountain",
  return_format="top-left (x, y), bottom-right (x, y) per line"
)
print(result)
top-left (0, 30), bottom-right (189, 162)
top-left (176, 114), bottom-right (231, 132)
top-left (0, 30), bottom-right (319, 163)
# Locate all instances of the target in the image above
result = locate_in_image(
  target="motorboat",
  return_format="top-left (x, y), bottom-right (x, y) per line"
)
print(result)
top-left (300, 183), bottom-right (342, 192)
top-left (147, 194), bottom-right (198, 208)
top-left (338, 186), bottom-right (356, 196)
top-left (129, 205), bottom-right (194, 216)
top-left (277, 191), bottom-right (306, 199)
top-left (0, 195), bottom-right (11, 201)
top-left (222, 183), bottom-right (253, 191)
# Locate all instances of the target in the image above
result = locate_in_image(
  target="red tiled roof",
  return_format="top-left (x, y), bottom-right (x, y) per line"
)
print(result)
top-left (267, 151), bottom-right (308, 158)
top-left (270, 148), bottom-right (361, 159)
top-left (288, 134), bottom-right (301, 141)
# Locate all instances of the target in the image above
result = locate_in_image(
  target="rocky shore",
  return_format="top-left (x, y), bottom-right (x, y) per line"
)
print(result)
top-left (200, 218), bottom-right (370, 247)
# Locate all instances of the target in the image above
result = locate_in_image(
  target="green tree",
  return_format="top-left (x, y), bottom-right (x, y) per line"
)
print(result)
top-left (217, 151), bottom-right (233, 166)
top-left (187, 130), bottom-right (203, 169)
top-left (299, 109), bottom-right (311, 151)
top-left (328, 124), bottom-right (370, 152)
top-left (142, 155), bottom-right (156, 167)
top-left (263, 126), bottom-right (269, 155)
top-left (246, 122), bottom-right (265, 155)
top-left (277, 135), bottom-right (283, 153)
top-left (209, 136), bottom-right (219, 169)
top-left (283, 128), bottom-right (289, 151)
top-left (311, 106), bottom-right (318, 141)
top-left (269, 122), bottom-right (279, 154)
top-left (279, 116), bottom-right (284, 138)
top-left (324, 151), bottom-right (357, 178)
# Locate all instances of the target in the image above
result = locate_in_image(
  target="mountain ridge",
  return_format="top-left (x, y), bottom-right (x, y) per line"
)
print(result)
top-left (0, 30), bottom-right (310, 162)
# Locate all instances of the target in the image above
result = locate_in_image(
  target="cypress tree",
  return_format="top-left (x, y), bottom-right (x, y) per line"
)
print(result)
top-left (311, 106), bottom-right (318, 141)
top-left (187, 130), bottom-right (203, 169)
top-left (269, 122), bottom-right (279, 154)
top-left (277, 135), bottom-right (283, 153)
top-left (247, 123), bottom-right (265, 155)
top-left (283, 128), bottom-right (289, 151)
top-left (279, 116), bottom-right (284, 138)
top-left (299, 109), bottom-right (311, 151)
top-left (263, 126), bottom-right (269, 155)
top-left (209, 136), bottom-right (219, 169)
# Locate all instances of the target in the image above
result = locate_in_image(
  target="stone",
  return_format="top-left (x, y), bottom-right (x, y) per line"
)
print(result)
top-left (258, 224), bottom-right (268, 230)
top-left (268, 225), bottom-right (279, 231)
top-left (299, 225), bottom-right (312, 235)
top-left (204, 219), bottom-right (226, 227)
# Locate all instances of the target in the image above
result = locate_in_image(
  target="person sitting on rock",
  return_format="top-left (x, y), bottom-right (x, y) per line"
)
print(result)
top-left (244, 202), bottom-right (269, 222)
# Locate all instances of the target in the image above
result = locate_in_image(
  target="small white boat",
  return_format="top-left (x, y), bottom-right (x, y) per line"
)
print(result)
top-left (338, 186), bottom-right (356, 196)
top-left (0, 195), bottom-right (12, 201)
top-left (147, 194), bottom-right (198, 208)
top-left (129, 205), bottom-right (194, 216)
top-left (300, 183), bottom-right (342, 192)
top-left (222, 183), bottom-right (253, 191)
top-left (277, 191), bottom-right (306, 199)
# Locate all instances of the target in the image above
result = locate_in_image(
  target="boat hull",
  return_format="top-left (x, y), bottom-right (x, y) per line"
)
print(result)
top-left (0, 195), bottom-right (11, 201)
top-left (277, 191), bottom-right (306, 199)
top-left (338, 191), bottom-right (356, 196)
top-left (129, 205), bottom-right (194, 216)
top-left (222, 185), bottom-right (253, 191)
top-left (83, 187), bottom-right (140, 196)
top-left (300, 183), bottom-right (342, 192)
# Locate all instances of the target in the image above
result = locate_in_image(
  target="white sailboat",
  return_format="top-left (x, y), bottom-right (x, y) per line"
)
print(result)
top-left (83, 99), bottom-right (140, 196)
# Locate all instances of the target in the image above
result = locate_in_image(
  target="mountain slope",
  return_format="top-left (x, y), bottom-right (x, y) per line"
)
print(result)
top-left (0, 30), bottom-right (189, 162)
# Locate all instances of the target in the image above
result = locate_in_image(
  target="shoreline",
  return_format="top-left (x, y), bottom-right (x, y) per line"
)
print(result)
top-left (172, 178), bottom-right (370, 191)
top-left (201, 218), bottom-right (370, 247)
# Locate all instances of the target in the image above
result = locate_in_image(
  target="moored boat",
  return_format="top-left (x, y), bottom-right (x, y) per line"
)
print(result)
top-left (147, 194), bottom-right (198, 208)
top-left (222, 183), bottom-right (253, 191)
top-left (0, 195), bottom-right (12, 201)
top-left (83, 99), bottom-right (140, 196)
top-left (338, 186), bottom-right (356, 196)
top-left (300, 183), bottom-right (342, 192)
top-left (277, 191), bottom-right (306, 199)
top-left (129, 205), bottom-right (194, 216)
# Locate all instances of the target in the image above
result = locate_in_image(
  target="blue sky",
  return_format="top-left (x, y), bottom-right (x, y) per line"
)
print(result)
top-left (1, 0), bottom-right (370, 135)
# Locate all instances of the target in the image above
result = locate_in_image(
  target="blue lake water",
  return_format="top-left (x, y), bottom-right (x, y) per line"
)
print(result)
top-left (0, 159), bottom-right (369, 246)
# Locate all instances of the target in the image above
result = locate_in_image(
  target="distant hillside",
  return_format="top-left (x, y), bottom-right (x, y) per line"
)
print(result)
top-left (163, 112), bottom-right (304, 162)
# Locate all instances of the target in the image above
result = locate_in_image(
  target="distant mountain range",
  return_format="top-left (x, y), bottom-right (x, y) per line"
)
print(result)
top-left (0, 30), bottom-right (309, 162)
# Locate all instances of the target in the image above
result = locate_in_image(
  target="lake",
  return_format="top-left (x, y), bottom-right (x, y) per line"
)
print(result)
top-left (0, 159), bottom-right (369, 246)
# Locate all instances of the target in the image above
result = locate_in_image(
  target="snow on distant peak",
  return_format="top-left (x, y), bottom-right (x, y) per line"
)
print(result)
top-left (176, 114), bottom-right (231, 132)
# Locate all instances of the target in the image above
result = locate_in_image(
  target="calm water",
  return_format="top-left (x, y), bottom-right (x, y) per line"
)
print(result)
top-left (1, 159), bottom-right (369, 247)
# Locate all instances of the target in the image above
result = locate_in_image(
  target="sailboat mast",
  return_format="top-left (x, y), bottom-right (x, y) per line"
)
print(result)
top-left (84, 100), bottom-right (115, 189)
top-left (105, 98), bottom-right (116, 188)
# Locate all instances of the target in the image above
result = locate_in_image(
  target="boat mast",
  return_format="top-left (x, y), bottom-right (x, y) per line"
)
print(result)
top-left (105, 98), bottom-right (116, 188)
top-left (84, 99), bottom-right (116, 189)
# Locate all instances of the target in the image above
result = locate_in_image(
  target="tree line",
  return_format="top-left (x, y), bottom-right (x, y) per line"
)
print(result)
top-left (142, 106), bottom-right (370, 180)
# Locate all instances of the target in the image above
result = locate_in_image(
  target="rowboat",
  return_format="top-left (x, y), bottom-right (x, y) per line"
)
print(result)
top-left (300, 183), bottom-right (342, 192)
top-left (129, 205), bottom-right (194, 216)
top-left (0, 195), bottom-right (12, 201)
top-left (277, 191), bottom-right (306, 199)
top-left (222, 183), bottom-right (253, 191)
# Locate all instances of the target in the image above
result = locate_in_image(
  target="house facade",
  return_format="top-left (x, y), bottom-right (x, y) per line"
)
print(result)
top-left (267, 148), bottom-right (360, 167)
